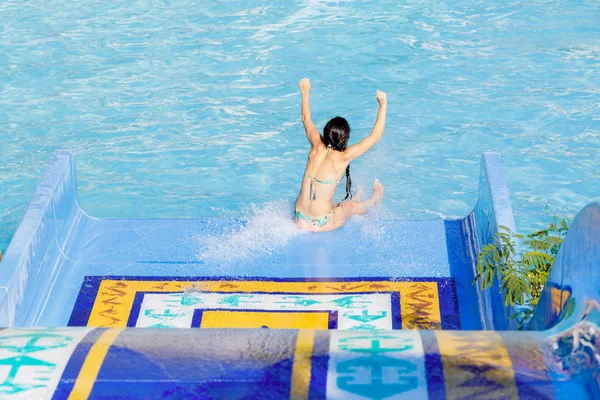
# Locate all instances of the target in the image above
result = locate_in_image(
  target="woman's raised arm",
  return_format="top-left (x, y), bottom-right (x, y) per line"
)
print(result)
top-left (342, 90), bottom-right (387, 162)
top-left (299, 78), bottom-right (322, 148)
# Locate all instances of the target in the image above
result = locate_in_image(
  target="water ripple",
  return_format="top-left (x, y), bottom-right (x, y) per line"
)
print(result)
top-left (1, 0), bottom-right (599, 250)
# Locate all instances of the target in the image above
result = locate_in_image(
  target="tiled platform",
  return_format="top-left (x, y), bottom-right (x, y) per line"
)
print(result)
top-left (68, 277), bottom-right (460, 330)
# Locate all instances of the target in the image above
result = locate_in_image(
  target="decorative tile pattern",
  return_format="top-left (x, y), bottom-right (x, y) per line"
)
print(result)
top-left (136, 293), bottom-right (392, 330)
top-left (550, 284), bottom-right (573, 320)
top-left (69, 277), bottom-right (460, 331)
top-left (0, 328), bottom-right (555, 399)
top-left (435, 331), bottom-right (519, 400)
top-left (326, 331), bottom-right (429, 399)
top-left (399, 282), bottom-right (442, 330)
top-left (0, 328), bottom-right (91, 399)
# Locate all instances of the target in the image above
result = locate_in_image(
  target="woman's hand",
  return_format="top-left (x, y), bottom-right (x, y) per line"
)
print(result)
top-left (299, 78), bottom-right (311, 94)
top-left (376, 90), bottom-right (387, 108)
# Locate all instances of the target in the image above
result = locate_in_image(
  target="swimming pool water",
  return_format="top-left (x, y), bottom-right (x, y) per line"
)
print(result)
top-left (1, 0), bottom-right (599, 252)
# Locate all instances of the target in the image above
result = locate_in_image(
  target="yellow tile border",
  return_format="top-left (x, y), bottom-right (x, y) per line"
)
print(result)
top-left (67, 328), bottom-right (124, 400)
top-left (435, 331), bottom-right (519, 400)
top-left (290, 329), bottom-right (316, 400)
top-left (85, 279), bottom-right (443, 330)
top-left (200, 310), bottom-right (331, 329)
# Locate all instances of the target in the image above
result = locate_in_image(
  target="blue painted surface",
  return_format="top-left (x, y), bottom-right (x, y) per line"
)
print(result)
top-left (1, 151), bottom-right (512, 329)
top-left (0, 327), bottom-right (585, 399)
top-left (52, 328), bottom-right (106, 399)
top-left (472, 152), bottom-right (521, 330)
top-left (531, 202), bottom-right (600, 334)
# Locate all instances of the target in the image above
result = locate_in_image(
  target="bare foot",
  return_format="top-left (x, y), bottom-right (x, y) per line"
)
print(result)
top-left (350, 180), bottom-right (383, 215)
top-left (373, 179), bottom-right (384, 204)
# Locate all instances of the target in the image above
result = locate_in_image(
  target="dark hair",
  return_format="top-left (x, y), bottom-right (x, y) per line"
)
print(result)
top-left (322, 116), bottom-right (352, 200)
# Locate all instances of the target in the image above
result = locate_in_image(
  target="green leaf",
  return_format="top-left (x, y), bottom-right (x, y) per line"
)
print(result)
top-left (529, 229), bottom-right (548, 238)
top-left (522, 251), bottom-right (554, 271)
top-left (474, 216), bottom-right (569, 323)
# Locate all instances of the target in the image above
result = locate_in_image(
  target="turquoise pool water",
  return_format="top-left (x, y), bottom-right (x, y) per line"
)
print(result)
top-left (1, 0), bottom-right (599, 252)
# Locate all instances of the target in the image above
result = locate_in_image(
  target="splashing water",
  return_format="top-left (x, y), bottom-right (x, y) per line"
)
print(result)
top-left (198, 200), bottom-right (303, 263)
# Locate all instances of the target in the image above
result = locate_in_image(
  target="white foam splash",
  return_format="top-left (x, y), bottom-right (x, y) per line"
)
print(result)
top-left (198, 200), bottom-right (303, 263)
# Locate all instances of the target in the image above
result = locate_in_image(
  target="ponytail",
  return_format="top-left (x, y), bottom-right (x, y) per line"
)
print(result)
top-left (344, 165), bottom-right (352, 200)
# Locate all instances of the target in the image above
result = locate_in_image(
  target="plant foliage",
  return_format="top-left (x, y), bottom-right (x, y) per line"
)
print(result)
top-left (473, 218), bottom-right (569, 329)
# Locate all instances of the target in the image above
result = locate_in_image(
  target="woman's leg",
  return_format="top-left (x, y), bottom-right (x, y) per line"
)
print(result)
top-left (351, 179), bottom-right (383, 215)
top-left (322, 180), bottom-right (383, 231)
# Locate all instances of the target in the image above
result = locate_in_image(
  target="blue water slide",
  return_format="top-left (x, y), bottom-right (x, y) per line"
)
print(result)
top-left (0, 151), bottom-right (598, 399)
top-left (0, 151), bottom-right (80, 327)
top-left (0, 151), bottom-right (516, 329)
top-left (530, 202), bottom-right (600, 334)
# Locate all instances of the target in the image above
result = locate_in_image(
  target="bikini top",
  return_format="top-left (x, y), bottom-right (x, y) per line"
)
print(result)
top-left (306, 146), bottom-right (344, 201)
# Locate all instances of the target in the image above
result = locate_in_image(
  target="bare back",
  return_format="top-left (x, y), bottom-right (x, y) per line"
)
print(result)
top-left (295, 144), bottom-right (346, 217)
